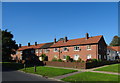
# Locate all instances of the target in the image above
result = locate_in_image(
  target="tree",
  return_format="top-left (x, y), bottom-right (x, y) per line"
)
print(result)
top-left (109, 36), bottom-right (120, 46)
top-left (2, 29), bottom-right (18, 61)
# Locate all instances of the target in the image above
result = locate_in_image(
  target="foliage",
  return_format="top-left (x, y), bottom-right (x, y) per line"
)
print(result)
top-left (57, 59), bottom-right (63, 62)
top-left (109, 35), bottom-right (120, 46)
top-left (86, 59), bottom-right (98, 63)
top-left (66, 56), bottom-right (71, 62)
top-left (52, 58), bottom-right (57, 61)
top-left (41, 54), bottom-right (48, 61)
top-left (2, 29), bottom-right (18, 61)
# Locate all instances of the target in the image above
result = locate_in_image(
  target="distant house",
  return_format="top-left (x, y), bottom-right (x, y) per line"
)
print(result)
top-left (11, 33), bottom-right (107, 62)
top-left (107, 46), bottom-right (120, 61)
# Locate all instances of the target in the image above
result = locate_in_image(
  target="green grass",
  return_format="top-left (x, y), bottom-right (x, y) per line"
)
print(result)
top-left (20, 66), bottom-right (78, 77)
top-left (62, 72), bottom-right (119, 82)
top-left (94, 64), bottom-right (120, 73)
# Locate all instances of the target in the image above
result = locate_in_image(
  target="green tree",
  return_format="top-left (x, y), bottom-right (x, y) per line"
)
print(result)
top-left (2, 29), bottom-right (18, 61)
top-left (109, 36), bottom-right (120, 46)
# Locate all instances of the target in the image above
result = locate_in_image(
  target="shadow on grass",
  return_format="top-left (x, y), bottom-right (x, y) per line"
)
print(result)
top-left (2, 61), bottom-right (45, 72)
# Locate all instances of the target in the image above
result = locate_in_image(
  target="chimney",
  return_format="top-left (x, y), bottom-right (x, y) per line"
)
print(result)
top-left (64, 36), bottom-right (68, 42)
top-left (86, 33), bottom-right (89, 39)
top-left (35, 42), bottom-right (37, 46)
top-left (28, 42), bottom-right (30, 46)
top-left (19, 44), bottom-right (22, 48)
top-left (54, 38), bottom-right (57, 44)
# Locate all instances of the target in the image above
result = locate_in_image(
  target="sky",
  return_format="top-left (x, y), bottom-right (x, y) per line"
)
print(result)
top-left (2, 2), bottom-right (118, 46)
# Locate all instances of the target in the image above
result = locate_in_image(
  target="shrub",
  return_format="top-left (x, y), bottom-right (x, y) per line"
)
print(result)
top-left (86, 59), bottom-right (98, 63)
top-left (41, 54), bottom-right (48, 61)
top-left (66, 56), bottom-right (71, 62)
top-left (58, 59), bottom-right (63, 62)
top-left (76, 58), bottom-right (82, 62)
top-left (52, 58), bottom-right (57, 61)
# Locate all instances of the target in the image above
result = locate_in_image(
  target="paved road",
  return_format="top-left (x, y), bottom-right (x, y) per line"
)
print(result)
top-left (2, 64), bottom-right (64, 83)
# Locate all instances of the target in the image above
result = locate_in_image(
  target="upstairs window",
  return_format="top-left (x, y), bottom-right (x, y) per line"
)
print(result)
top-left (74, 46), bottom-right (80, 51)
top-left (39, 49), bottom-right (42, 53)
top-left (54, 48), bottom-right (58, 52)
top-left (87, 45), bottom-right (91, 50)
top-left (63, 47), bottom-right (68, 51)
top-left (31, 50), bottom-right (34, 54)
top-left (20, 51), bottom-right (22, 54)
top-left (35, 49), bottom-right (38, 53)
top-left (44, 49), bottom-right (49, 53)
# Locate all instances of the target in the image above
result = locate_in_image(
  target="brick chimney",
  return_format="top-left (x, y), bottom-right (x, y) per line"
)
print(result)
top-left (86, 33), bottom-right (89, 39)
top-left (19, 44), bottom-right (22, 48)
top-left (64, 36), bottom-right (68, 42)
top-left (54, 38), bottom-right (57, 44)
top-left (28, 42), bottom-right (30, 46)
top-left (35, 42), bottom-right (37, 46)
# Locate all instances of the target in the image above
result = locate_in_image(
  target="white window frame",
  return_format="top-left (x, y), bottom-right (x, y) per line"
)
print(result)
top-left (87, 45), bottom-right (91, 50)
top-left (74, 46), bottom-right (80, 51)
top-left (63, 55), bottom-right (66, 60)
top-left (87, 54), bottom-right (91, 59)
top-left (35, 49), bottom-right (39, 53)
top-left (54, 48), bottom-right (58, 52)
top-left (39, 49), bottom-right (42, 53)
top-left (54, 55), bottom-right (58, 59)
top-left (73, 55), bottom-right (80, 60)
top-left (63, 47), bottom-right (68, 52)
top-left (44, 49), bottom-right (49, 53)
top-left (20, 51), bottom-right (22, 54)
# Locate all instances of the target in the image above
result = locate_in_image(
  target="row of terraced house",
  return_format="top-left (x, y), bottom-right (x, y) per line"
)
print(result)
top-left (11, 33), bottom-right (120, 62)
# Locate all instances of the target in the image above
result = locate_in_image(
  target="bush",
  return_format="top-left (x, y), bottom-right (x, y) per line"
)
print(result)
top-left (58, 59), bottom-right (63, 62)
top-left (41, 54), bottom-right (48, 61)
top-left (66, 56), bottom-right (71, 62)
top-left (52, 58), bottom-right (57, 61)
top-left (76, 58), bottom-right (82, 62)
top-left (86, 59), bottom-right (98, 63)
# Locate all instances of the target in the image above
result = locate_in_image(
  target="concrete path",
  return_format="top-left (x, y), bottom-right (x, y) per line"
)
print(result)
top-left (54, 71), bottom-right (83, 79)
top-left (90, 71), bottom-right (120, 75)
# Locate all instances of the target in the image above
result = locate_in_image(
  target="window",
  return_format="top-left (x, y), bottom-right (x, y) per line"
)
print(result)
top-left (20, 51), bottom-right (22, 54)
top-left (54, 55), bottom-right (58, 59)
top-left (63, 47), bottom-right (68, 51)
top-left (98, 55), bottom-right (101, 59)
top-left (44, 49), bottom-right (49, 53)
top-left (87, 45), bottom-right (91, 50)
top-left (40, 49), bottom-right (42, 53)
top-left (35, 49), bottom-right (38, 53)
top-left (74, 46), bottom-right (80, 51)
top-left (63, 55), bottom-right (66, 60)
top-left (87, 54), bottom-right (91, 59)
top-left (54, 48), bottom-right (58, 52)
top-left (73, 55), bottom-right (79, 60)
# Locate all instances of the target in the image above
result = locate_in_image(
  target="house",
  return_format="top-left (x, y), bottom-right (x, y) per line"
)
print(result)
top-left (107, 46), bottom-right (120, 61)
top-left (12, 33), bottom-right (107, 62)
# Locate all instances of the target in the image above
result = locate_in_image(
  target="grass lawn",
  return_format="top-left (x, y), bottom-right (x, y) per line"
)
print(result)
top-left (62, 72), bottom-right (119, 82)
top-left (94, 64), bottom-right (120, 73)
top-left (20, 66), bottom-right (78, 77)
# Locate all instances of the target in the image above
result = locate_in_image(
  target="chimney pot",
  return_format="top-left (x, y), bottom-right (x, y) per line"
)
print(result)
top-left (64, 36), bottom-right (68, 42)
top-left (54, 38), bottom-right (56, 44)
top-left (19, 44), bottom-right (22, 48)
top-left (35, 42), bottom-right (37, 46)
top-left (86, 33), bottom-right (89, 39)
top-left (28, 42), bottom-right (30, 46)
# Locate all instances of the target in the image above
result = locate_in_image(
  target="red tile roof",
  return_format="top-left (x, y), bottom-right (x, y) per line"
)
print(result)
top-left (50, 35), bottom-right (103, 47)
top-left (18, 43), bottom-right (46, 51)
top-left (107, 46), bottom-right (120, 51)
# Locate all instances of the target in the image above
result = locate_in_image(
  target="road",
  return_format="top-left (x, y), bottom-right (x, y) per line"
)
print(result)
top-left (2, 64), bottom-right (64, 83)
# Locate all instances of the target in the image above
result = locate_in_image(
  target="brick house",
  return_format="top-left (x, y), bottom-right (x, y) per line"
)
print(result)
top-left (12, 33), bottom-right (107, 61)
top-left (107, 46), bottom-right (120, 60)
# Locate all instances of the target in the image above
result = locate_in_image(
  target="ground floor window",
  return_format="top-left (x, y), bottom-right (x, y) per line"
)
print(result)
top-left (63, 55), bottom-right (66, 60)
top-left (87, 54), bottom-right (91, 59)
top-left (73, 55), bottom-right (79, 60)
top-left (98, 55), bottom-right (101, 59)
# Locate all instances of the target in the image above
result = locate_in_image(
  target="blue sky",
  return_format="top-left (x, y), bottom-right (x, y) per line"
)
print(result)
top-left (3, 2), bottom-right (118, 46)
